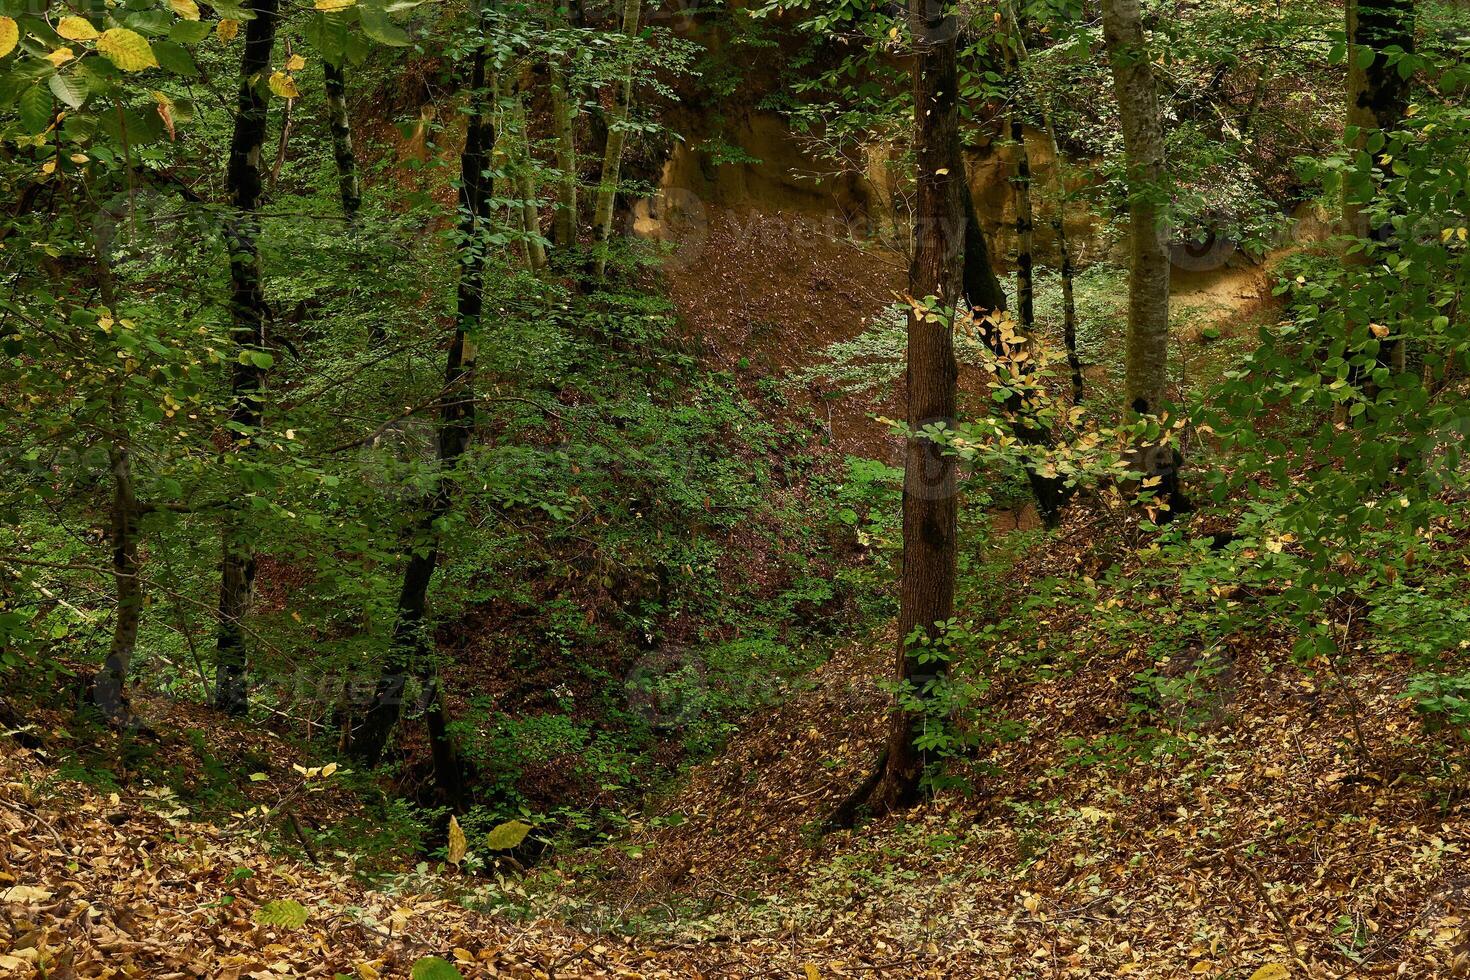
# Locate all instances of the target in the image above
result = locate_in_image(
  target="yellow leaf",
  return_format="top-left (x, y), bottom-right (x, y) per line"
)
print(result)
top-left (1370, 323), bottom-right (1390, 339)
top-left (2, 885), bottom-right (54, 903)
top-left (97, 28), bottom-right (158, 71)
top-left (0, 16), bottom-right (18, 58)
top-left (217, 19), bottom-right (240, 41)
top-left (447, 815), bottom-right (467, 866)
top-left (45, 47), bottom-right (75, 65)
top-left (320, 761), bottom-right (338, 777)
top-left (1248, 966), bottom-right (1291, 980)
top-left (485, 819), bottom-right (532, 850)
top-left (315, 0), bottom-right (358, 9)
top-left (57, 16), bottom-right (100, 40)
top-left (268, 70), bottom-right (299, 98)
top-left (804, 966), bottom-right (820, 980)
top-left (357, 964), bottom-right (380, 980)
top-left (285, 53), bottom-right (306, 70)
top-left (170, 0), bottom-right (201, 18)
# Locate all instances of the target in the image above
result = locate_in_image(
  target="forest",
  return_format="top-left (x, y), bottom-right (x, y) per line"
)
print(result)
top-left (1, 0), bottom-right (1469, 974)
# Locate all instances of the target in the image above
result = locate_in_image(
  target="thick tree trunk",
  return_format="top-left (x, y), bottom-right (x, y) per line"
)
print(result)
top-left (324, 60), bottom-right (362, 222)
top-left (1102, 0), bottom-right (1170, 420)
top-left (960, 178), bottom-right (1007, 317)
top-left (590, 0), bottom-right (641, 279)
top-left (845, 0), bottom-right (966, 818)
top-left (214, 0), bottom-right (281, 716)
top-left (548, 57), bottom-right (579, 250)
top-left (348, 38), bottom-right (495, 799)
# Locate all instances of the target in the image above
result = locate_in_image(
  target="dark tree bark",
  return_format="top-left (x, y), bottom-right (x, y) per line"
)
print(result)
top-left (832, 0), bottom-right (966, 824)
top-left (1009, 118), bottom-right (1035, 337)
top-left (92, 429), bottom-right (142, 727)
top-left (347, 33), bottom-right (496, 805)
top-left (960, 173), bottom-right (1007, 318)
top-left (214, 0), bottom-right (282, 716)
top-left (1344, 0), bottom-right (1416, 389)
top-left (324, 60), bottom-right (362, 222)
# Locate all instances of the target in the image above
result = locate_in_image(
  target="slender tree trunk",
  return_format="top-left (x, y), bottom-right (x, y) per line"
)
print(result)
top-left (548, 55), bottom-right (579, 250)
top-left (93, 434), bottom-right (142, 726)
top-left (508, 72), bottom-right (548, 272)
top-left (1102, 0), bottom-right (1170, 420)
top-left (348, 35), bottom-right (495, 802)
top-left (1057, 212), bottom-right (1083, 403)
top-left (1009, 119), bottom-right (1035, 337)
top-left (591, 0), bottom-right (641, 279)
top-left (324, 60), bottom-right (362, 222)
top-left (1002, 1), bottom-right (1084, 402)
top-left (835, 0), bottom-right (965, 822)
top-left (1344, 0), bottom-right (1415, 393)
top-left (214, 0), bottom-right (281, 716)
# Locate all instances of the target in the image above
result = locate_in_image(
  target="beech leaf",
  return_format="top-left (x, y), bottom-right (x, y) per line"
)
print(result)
top-left (97, 29), bottom-right (159, 72)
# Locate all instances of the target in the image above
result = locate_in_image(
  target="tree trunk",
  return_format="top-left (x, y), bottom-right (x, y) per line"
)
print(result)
top-left (506, 72), bottom-right (548, 272)
top-left (214, 0), bottom-right (281, 716)
top-left (324, 59), bottom-right (362, 222)
top-left (1056, 200), bottom-right (1084, 405)
top-left (1009, 119), bottom-right (1035, 337)
top-left (548, 55), bottom-right (579, 250)
top-left (92, 435), bottom-right (142, 726)
top-left (590, 0), bottom-right (642, 279)
top-left (1102, 0), bottom-right (1170, 420)
top-left (840, 0), bottom-right (966, 820)
top-left (348, 36), bottom-right (495, 799)
top-left (1344, 0), bottom-right (1415, 396)
top-left (960, 176), bottom-right (1007, 317)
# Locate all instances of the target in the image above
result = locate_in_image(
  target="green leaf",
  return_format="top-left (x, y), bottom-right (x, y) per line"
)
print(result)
top-left (19, 85), bottom-right (53, 134)
top-left (47, 73), bottom-right (88, 110)
top-left (410, 958), bottom-right (464, 980)
top-left (484, 819), bottom-right (531, 850)
top-left (253, 899), bottom-right (309, 929)
top-left (358, 1), bottom-right (409, 46)
top-left (168, 19), bottom-right (212, 44)
top-left (152, 39), bottom-right (198, 77)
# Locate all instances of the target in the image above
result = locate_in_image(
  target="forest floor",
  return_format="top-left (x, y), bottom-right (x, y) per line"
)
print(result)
top-left (5, 211), bottom-right (1468, 978)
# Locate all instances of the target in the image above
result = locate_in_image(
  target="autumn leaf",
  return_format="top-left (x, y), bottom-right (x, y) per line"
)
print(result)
top-left (97, 28), bottom-right (159, 72)
top-left (0, 17), bottom-right (18, 58)
top-left (2, 885), bottom-right (54, 903)
top-left (315, 0), bottom-right (358, 10)
top-left (56, 17), bottom-right (100, 41)
top-left (269, 71), bottom-right (300, 99)
top-left (169, 0), bottom-right (201, 20)
top-left (485, 819), bottom-right (531, 850)
top-left (285, 53), bottom-right (306, 70)
top-left (1248, 967), bottom-right (1291, 980)
top-left (217, 19), bottom-right (240, 41)
top-left (446, 815), bottom-right (467, 866)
